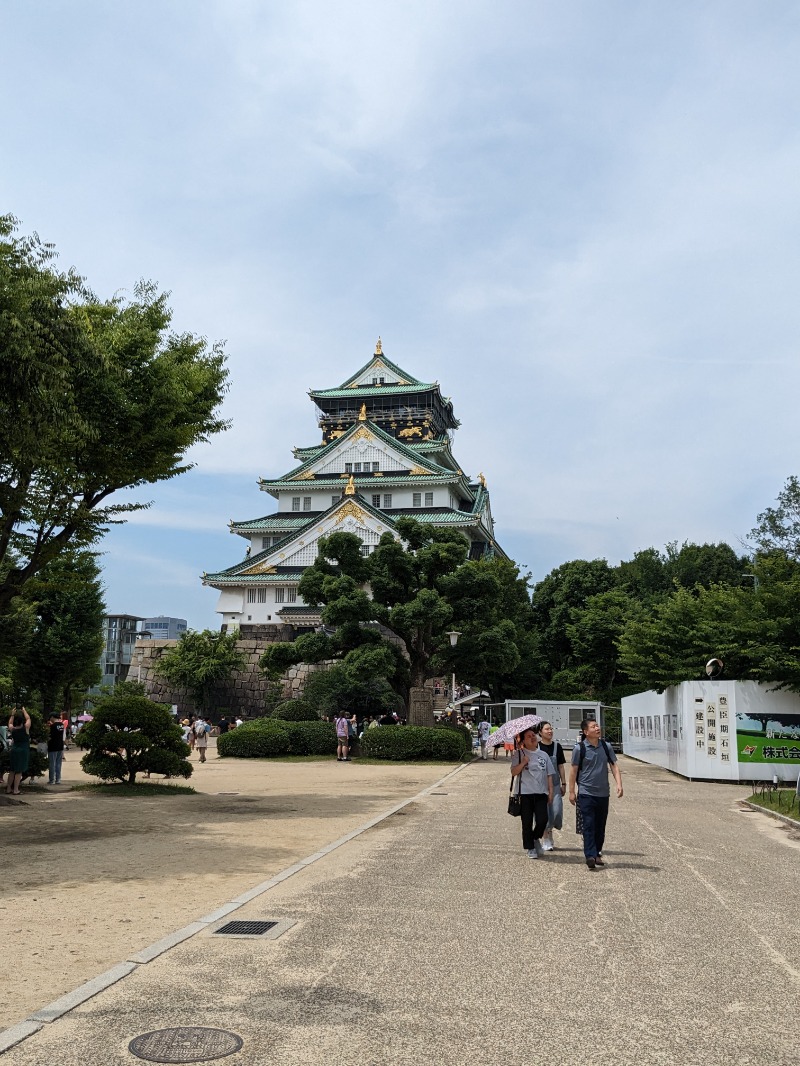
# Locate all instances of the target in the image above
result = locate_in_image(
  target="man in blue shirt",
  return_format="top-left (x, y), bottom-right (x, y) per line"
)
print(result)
top-left (568, 719), bottom-right (623, 870)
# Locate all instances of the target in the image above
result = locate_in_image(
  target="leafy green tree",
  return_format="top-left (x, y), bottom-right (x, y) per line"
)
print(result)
top-left (79, 683), bottom-right (192, 783)
top-left (663, 541), bottom-right (748, 589)
top-left (261, 521), bottom-right (475, 709)
top-left (433, 557), bottom-right (538, 699)
top-left (14, 550), bottom-right (104, 715)
top-left (564, 587), bottom-right (645, 697)
top-left (0, 216), bottom-right (229, 613)
top-left (748, 476), bottom-right (800, 560)
top-left (155, 630), bottom-right (244, 716)
top-left (531, 558), bottom-right (617, 674)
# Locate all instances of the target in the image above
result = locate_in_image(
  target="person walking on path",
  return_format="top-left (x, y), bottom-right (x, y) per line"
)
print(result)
top-left (477, 718), bottom-right (491, 760)
top-left (510, 726), bottom-right (555, 859)
top-left (6, 707), bottom-right (31, 795)
top-left (334, 712), bottom-right (350, 761)
top-left (568, 719), bottom-right (623, 870)
top-left (47, 711), bottom-right (66, 785)
top-left (537, 721), bottom-right (566, 851)
top-left (193, 716), bottom-right (209, 763)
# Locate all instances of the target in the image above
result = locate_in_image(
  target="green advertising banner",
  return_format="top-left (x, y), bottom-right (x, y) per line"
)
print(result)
top-left (736, 712), bottom-right (800, 765)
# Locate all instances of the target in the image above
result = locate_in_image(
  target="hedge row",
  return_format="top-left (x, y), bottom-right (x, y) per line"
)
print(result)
top-left (217, 718), bottom-right (336, 758)
top-left (359, 725), bottom-right (469, 761)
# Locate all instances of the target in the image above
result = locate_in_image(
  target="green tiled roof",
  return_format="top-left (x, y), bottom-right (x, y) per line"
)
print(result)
top-left (259, 472), bottom-right (462, 493)
top-left (203, 570), bottom-right (305, 585)
top-left (338, 352), bottom-right (426, 389)
top-left (260, 417), bottom-right (458, 488)
top-left (309, 382), bottom-right (439, 400)
top-left (230, 515), bottom-right (314, 532)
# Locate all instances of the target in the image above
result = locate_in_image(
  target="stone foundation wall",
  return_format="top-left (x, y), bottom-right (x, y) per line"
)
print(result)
top-left (129, 638), bottom-right (327, 720)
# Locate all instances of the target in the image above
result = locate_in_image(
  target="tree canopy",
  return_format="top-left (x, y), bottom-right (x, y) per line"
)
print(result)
top-left (0, 216), bottom-right (229, 613)
top-left (155, 630), bottom-right (244, 715)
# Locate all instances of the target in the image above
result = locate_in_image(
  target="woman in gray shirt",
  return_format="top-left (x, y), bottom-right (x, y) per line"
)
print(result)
top-left (510, 727), bottom-right (555, 858)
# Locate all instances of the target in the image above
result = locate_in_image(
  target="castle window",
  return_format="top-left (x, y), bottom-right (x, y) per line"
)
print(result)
top-left (287, 587), bottom-right (297, 603)
top-left (353, 462), bottom-right (361, 473)
top-left (372, 462), bottom-right (380, 471)
top-left (425, 492), bottom-right (434, 506)
top-left (345, 462), bottom-right (353, 473)
top-left (257, 588), bottom-right (267, 604)
top-left (247, 589), bottom-right (257, 603)
top-left (303, 497), bottom-right (312, 511)
top-left (372, 494), bottom-right (381, 507)
top-left (291, 497), bottom-right (300, 511)
top-left (275, 588), bottom-right (285, 603)
top-left (262, 537), bottom-right (269, 549)
top-left (413, 493), bottom-right (421, 507)
top-left (360, 545), bottom-right (370, 557)
top-left (383, 494), bottom-right (392, 508)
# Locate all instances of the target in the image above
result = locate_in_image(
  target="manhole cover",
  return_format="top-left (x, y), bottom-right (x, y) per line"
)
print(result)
top-left (214, 920), bottom-right (278, 935)
top-left (129, 1026), bottom-right (243, 1063)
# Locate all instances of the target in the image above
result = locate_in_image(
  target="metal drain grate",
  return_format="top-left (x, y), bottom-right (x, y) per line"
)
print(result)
top-left (214, 920), bottom-right (278, 936)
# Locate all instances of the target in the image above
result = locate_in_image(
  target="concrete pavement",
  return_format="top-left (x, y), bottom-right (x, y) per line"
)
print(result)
top-left (2, 756), bottom-right (798, 1065)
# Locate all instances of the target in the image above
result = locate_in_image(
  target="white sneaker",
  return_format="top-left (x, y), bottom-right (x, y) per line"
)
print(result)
top-left (540, 838), bottom-right (554, 852)
top-left (527, 848), bottom-right (538, 859)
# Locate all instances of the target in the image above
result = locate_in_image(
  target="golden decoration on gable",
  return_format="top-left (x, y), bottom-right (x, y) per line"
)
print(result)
top-left (328, 429), bottom-right (345, 439)
top-left (292, 469), bottom-right (316, 480)
top-left (409, 465), bottom-right (433, 476)
top-left (335, 501), bottom-right (366, 524)
top-left (352, 425), bottom-right (373, 442)
top-left (240, 562), bottom-right (277, 576)
top-left (344, 475), bottom-right (356, 496)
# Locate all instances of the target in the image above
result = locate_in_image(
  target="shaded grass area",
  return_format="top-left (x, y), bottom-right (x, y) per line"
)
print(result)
top-left (73, 782), bottom-right (197, 796)
top-left (746, 790), bottom-right (800, 819)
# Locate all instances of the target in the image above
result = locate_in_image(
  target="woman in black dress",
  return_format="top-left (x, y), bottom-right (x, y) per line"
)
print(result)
top-left (6, 707), bottom-right (31, 795)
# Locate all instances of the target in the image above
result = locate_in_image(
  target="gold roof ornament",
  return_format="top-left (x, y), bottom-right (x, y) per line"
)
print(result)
top-left (358, 402), bottom-right (368, 422)
top-left (344, 475), bottom-right (356, 495)
top-left (335, 500), bottom-right (366, 524)
top-left (375, 337), bottom-right (382, 354)
top-left (479, 471), bottom-right (487, 488)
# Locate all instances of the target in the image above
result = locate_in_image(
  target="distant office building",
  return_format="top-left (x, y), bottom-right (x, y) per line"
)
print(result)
top-left (140, 616), bottom-right (188, 641)
top-left (98, 614), bottom-right (188, 689)
top-left (100, 614), bottom-right (142, 688)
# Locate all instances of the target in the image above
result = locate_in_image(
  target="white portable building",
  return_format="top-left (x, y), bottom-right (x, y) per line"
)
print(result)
top-left (622, 680), bottom-right (800, 783)
top-left (500, 699), bottom-right (609, 749)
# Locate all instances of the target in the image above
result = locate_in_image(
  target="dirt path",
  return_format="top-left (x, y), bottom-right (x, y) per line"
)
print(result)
top-left (0, 744), bottom-right (455, 1031)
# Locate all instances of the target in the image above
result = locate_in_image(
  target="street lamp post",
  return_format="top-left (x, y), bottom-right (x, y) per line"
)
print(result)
top-left (445, 630), bottom-right (461, 719)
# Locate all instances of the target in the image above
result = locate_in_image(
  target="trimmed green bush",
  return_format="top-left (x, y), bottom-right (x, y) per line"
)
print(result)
top-left (271, 699), bottom-right (319, 721)
top-left (217, 717), bottom-right (336, 758)
top-left (359, 725), bottom-right (469, 761)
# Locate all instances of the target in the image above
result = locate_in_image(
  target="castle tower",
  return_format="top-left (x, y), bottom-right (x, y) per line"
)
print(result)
top-left (202, 341), bottom-right (504, 632)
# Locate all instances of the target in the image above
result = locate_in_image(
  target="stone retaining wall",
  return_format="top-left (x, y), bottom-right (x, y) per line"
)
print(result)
top-left (129, 638), bottom-right (327, 719)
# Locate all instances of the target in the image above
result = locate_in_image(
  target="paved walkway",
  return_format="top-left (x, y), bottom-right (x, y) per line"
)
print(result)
top-left (2, 757), bottom-right (798, 1065)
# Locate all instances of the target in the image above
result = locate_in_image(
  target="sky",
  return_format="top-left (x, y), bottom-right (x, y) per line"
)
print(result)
top-left (2, 1), bottom-right (799, 629)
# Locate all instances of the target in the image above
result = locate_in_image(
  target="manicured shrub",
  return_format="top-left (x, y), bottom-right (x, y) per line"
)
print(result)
top-left (359, 725), bottom-right (469, 761)
top-left (77, 686), bottom-right (192, 784)
top-left (217, 717), bottom-right (337, 758)
top-left (217, 719), bottom-right (291, 758)
top-left (271, 699), bottom-right (319, 721)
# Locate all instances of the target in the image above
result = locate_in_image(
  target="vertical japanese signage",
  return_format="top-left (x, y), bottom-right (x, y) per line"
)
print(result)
top-left (718, 693), bottom-right (731, 765)
top-left (695, 697), bottom-right (705, 751)
top-left (706, 700), bottom-right (718, 759)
